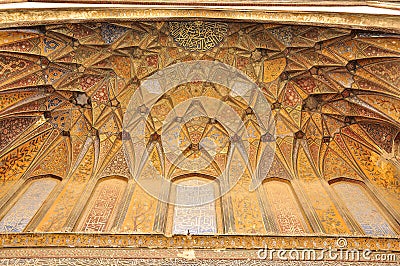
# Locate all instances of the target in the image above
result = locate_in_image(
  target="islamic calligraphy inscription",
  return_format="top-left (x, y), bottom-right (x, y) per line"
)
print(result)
top-left (169, 21), bottom-right (228, 52)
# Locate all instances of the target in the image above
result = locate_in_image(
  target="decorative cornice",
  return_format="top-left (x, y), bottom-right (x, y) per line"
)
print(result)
top-left (1, 233), bottom-right (399, 251)
top-left (0, 4), bottom-right (400, 33)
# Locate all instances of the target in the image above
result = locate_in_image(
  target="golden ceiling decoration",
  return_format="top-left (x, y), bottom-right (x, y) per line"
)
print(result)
top-left (0, 21), bottom-right (398, 242)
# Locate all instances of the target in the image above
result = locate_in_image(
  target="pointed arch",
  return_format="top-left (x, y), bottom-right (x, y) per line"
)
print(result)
top-left (262, 177), bottom-right (310, 234)
top-left (75, 175), bottom-right (128, 232)
top-left (330, 178), bottom-right (398, 236)
top-left (0, 175), bottom-right (61, 232)
top-left (166, 174), bottom-right (223, 235)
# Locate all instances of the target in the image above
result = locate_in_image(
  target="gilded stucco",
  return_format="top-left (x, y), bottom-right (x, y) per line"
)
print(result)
top-left (0, 20), bottom-right (399, 263)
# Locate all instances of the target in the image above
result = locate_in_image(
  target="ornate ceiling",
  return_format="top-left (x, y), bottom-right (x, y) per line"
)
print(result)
top-left (0, 20), bottom-right (399, 241)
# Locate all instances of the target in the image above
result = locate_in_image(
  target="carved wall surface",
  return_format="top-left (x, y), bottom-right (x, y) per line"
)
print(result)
top-left (76, 177), bottom-right (127, 232)
top-left (0, 20), bottom-right (399, 261)
top-left (0, 177), bottom-right (59, 232)
top-left (263, 179), bottom-right (309, 234)
top-left (332, 181), bottom-right (396, 236)
top-left (172, 179), bottom-right (217, 235)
